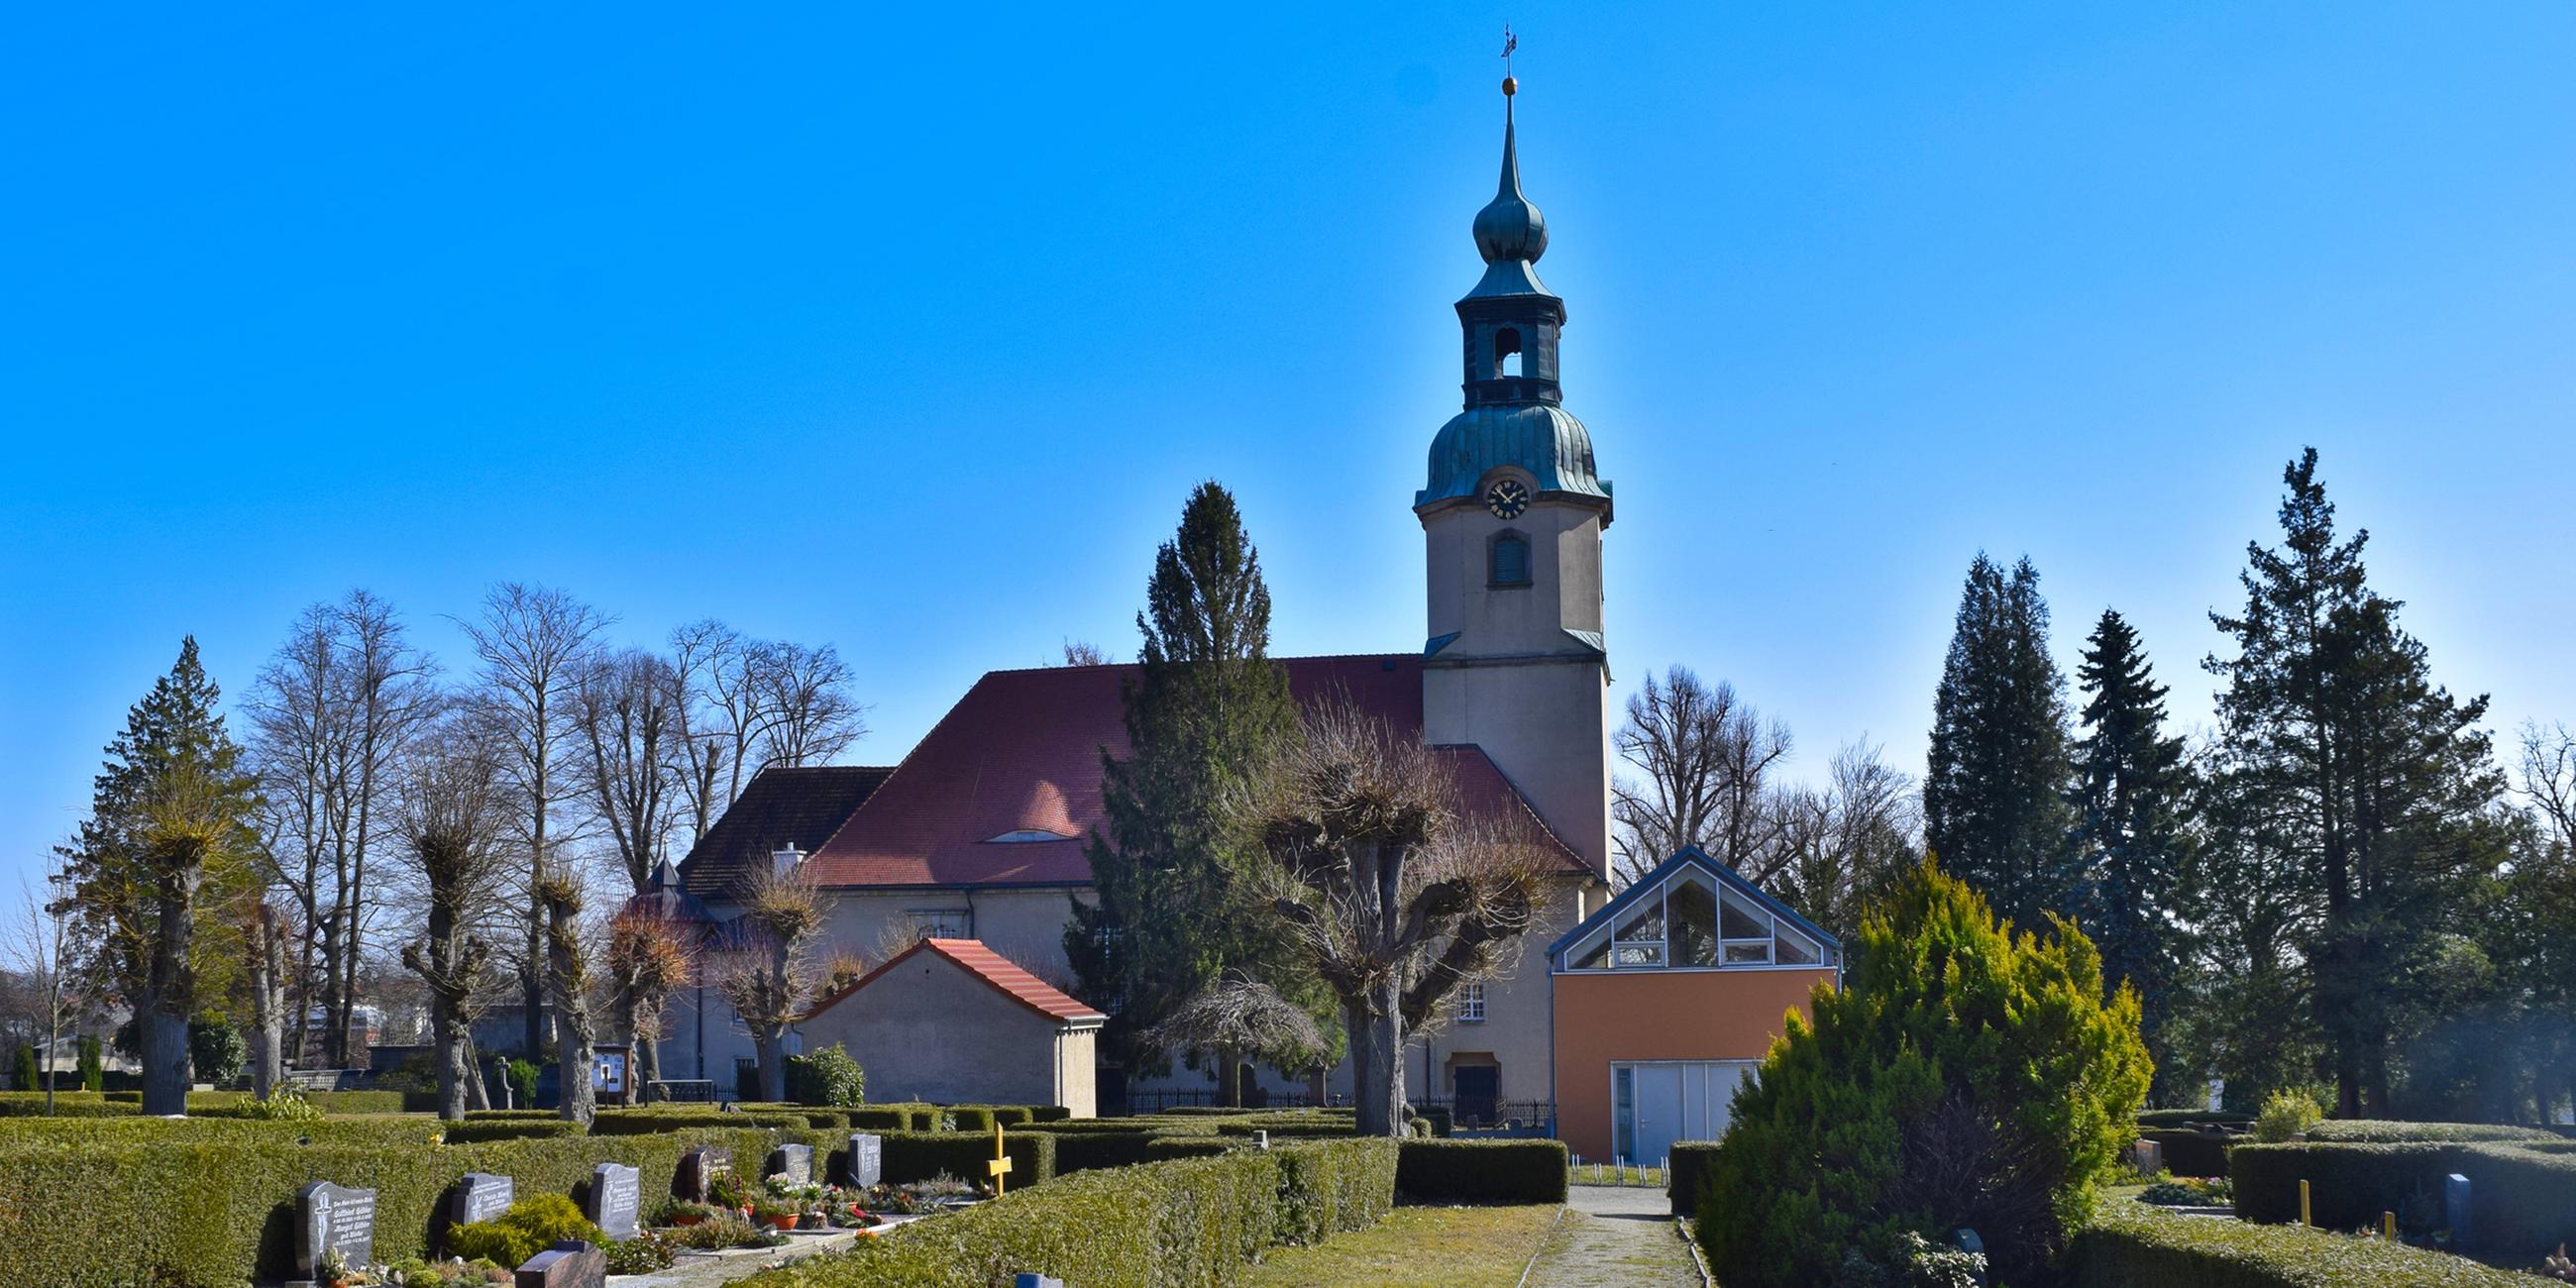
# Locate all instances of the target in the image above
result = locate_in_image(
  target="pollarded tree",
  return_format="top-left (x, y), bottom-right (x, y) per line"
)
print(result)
top-left (397, 722), bottom-right (509, 1121)
top-left (56, 639), bottom-right (263, 1116)
top-left (2067, 608), bottom-right (2195, 1099)
top-left (1925, 554), bottom-right (2078, 929)
top-left (715, 864), bottom-right (824, 1103)
top-left (1237, 701), bottom-right (1549, 1136)
top-left (605, 910), bottom-right (692, 1089)
top-left (1699, 860), bottom-right (2150, 1288)
top-left (535, 869), bottom-right (597, 1126)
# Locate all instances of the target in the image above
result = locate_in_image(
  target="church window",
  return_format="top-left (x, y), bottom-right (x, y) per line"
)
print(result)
top-left (1489, 530), bottom-right (1532, 588)
top-left (1456, 983), bottom-right (1486, 1022)
top-left (1494, 327), bottom-right (1524, 377)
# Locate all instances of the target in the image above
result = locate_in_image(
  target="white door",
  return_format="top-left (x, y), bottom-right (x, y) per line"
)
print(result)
top-left (1615, 1061), bottom-right (1762, 1166)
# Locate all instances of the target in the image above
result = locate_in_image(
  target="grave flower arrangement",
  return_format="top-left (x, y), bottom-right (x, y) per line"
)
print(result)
top-left (654, 1198), bottom-right (728, 1228)
top-left (378, 1256), bottom-right (510, 1286)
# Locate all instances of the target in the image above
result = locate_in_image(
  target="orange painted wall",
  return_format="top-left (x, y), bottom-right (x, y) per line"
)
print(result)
top-left (1552, 968), bottom-right (1835, 1162)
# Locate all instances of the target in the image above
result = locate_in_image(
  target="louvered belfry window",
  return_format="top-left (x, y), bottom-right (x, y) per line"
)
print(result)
top-left (1490, 530), bottom-right (1531, 587)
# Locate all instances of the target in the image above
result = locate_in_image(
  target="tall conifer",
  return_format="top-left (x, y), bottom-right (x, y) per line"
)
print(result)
top-left (1066, 483), bottom-right (1310, 1095)
top-left (2068, 608), bottom-right (2192, 1097)
top-left (2206, 449), bottom-right (2504, 1116)
top-left (1924, 554), bottom-right (2078, 929)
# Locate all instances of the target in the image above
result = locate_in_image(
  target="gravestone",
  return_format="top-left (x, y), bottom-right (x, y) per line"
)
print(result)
top-left (2445, 1173), bottom-right (2472, 1247)
top-left (768, 1141), bottom-right (814, 1183)
top-left (449, 1172), bottom-right (514, 1230)
top-left (846, 1132), bottom-right (883, 1189)
top-left (2131, 1138), bottom-right (2163, 1178)
top-left (674, 1145), bottom-right (733, 1202)
top-left (514, 1239), bottom-right (607, 1288)
top-left (292, 1181), bottom-right (378, 1283)
top-left (586, 1162), bottom-right (641, 1240)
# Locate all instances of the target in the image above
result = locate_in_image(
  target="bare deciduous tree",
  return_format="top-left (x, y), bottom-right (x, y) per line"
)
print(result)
top-left (536, 868), bottom-right (597, 1125)
top-left (1611, 667), bottom-right (1793, 885)
top-left (605, 911), bottom-right (692, 1089)
top-left (755, 641), bottom-right (865, 771)
top-left (458, 583), bottom-right (609, 1060)
top-left (396, 723), bottom-right (509, 1121)
top-left (1142, 976), bottom-right (1326, 1109)
top-left (1059, 640), bottom-right (1110, 667)
top-left (2522, 722), bottom-right (2576, 853)
top-left (5, 862), bottom-right (80, 1114)
top-left (241, 898), bottom-right (292, 1096)
top-left (575, 649), bottom-right (685, 895)
top-left (670, 623), bottom-right (867, 843)
top-left (1769, 741), bottom-right (1923, 940)
top-left (713, 865), bottom-right (825, 1103)
top-left (1239, 702), bottom-right (1547, 1136)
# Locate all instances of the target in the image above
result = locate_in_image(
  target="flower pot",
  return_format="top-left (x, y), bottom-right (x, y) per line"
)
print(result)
top-left (671, 1213), bottom-right (705, 1228)
top-left (765, 1214), bottom-right (800, 1232)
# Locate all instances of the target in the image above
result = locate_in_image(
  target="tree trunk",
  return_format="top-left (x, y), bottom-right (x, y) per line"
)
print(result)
top-left (755, 1031), bottom-right (787, 1103)
top-left (637, 1031), bottom-right (661, 1090)
top-left (1350, 988), bottom-right (1407, 1137)
top-left (432, 1007), bottom-right (470, 1121)
top-left (1215, 1042), bottom-right (1238, 1109)
top-left (462, 1032), bottom-right (491, 1112)
top-left (248, 914), bottom-right (286, 1098)
top-left (522, 938), bottom-right (546, 1059)
top-left (139, 1004), bottom-right (190, 1116)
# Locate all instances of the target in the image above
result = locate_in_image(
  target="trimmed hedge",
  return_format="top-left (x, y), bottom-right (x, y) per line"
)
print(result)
top-left (946, 1106), bottom-right (994, 1134)
top-left (0, 1123), bottom-right (832, 1286)
top-left (1396, 1138), bottom-right (1568, 1204)
top-left (590, 1108), bottom-right (813, 1135)
top-left (879, 1128), bottom-right (1057, 1187)
top-left (2137, 1109), bottom-right (2252, 1129)
top-left (2306, 1120), bottom-right (2563, 1144)
top-left (2074, 1196), bottom-right (2531, 1286)
top-left (1145, 1135), bottom-right (1248, 1161)
top-left (2141, 1127), bottom-right (2238, 1178)
top-left (2231, 1141), bottom-right (2576, 1251)
top-left (0, 1092), bottom-right (142, 1118)
top-left (441, 1119), bottom-right (590, 1144)
top-left (1047, 1128), bottom-right (1159, 1174)
top-left (1028, 1105), bottom-right (1072, 1123)
top-left (1668, 1140), bottom-right (1721, 1215)
top-left (726, 1139), bottom-right (1395, 1287)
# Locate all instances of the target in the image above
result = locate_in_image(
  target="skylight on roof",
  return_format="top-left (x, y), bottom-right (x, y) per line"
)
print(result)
top-left (985, 828), bottom-right (1077, 843)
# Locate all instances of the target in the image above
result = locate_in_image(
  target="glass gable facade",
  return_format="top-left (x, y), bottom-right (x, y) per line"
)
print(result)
top-left (1560, 857), bottom-right (1838, 973)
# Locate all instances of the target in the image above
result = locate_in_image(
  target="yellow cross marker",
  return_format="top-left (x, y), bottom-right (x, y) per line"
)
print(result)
top-left (988, 1122), bottom-right (1015, 1197)
top-left (2299, 1179), bottom-right (2311, 1228)
top-left (2382, 1211), bottom-right (2396, 1239)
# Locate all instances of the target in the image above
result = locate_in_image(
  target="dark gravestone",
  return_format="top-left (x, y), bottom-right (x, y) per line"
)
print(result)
top-left (2445, 1173), bottom-right (2472, 1247)
top-left (674, 1145), bottom-right (732, 1202)
top-left (293, 1181), bottom-right (378, 1282)
top-left (846, 1132), bottom-right (883, 1189)
top-left (586, 1162), bottom-right (641, 1240)
top-left (768, 1142), bottom-right (813, 1183)
top-left (449, 1172), bottom-right (514, 1230)
top-left (514, 1239), bottom-right (606, 1288)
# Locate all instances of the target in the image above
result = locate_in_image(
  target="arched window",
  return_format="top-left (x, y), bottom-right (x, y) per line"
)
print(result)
top-left (1489, 529), bottom-right (1532, 588)
top-left (1494, 327), bottom-right (1524, 378)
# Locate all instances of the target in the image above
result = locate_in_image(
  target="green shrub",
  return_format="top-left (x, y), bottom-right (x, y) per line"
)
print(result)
top-left (1408, 1105), bottom-right (1452, 1136)
top-left (849, 1107), bottom-right (912, 1130)
top-left (590, 1109), bottom-right (812, 1135)
top-left (186, 1019), bottom-right (247, 1086)
top-left (504, 1059), bottom-right (540, 1109)
top-left (2252, 1088), bottom-right (2323, 1142)
top-left (2229, 1140), bottom-right (2576, 1251)
top-left (783, 1044), bottom-right (867, 1108)
top-left (1144, 1136), bottom-right (1246, 1161)
top-left (2140, 1127), bottom-right (2236, 1178)
top-left (441, 1119), bottom-right (590, 1144)
top-left (2074, 1195), bottom-right (2532, 1286)
top-left (724, 1140), bottom-right (1394, 1288)
top-left (1697, 861), bottom-right (2153, 1288)
top-left (2307, 1121), bottom-right (2562, 1144)
top-left (946, 1106), bottom-right (994, 1134)
top-left (1668, 1140), bottom-right (1722, 1215)
top-left (11, 1044), bottom-right (38, 1092)
top-left (879, 1129), bottom-right (1056, 1187)
top-left (1047, 1128), bottom-right (1159, 1174)
top-left (0, 1091), bottom-right (141, 1118)
top-left (1028, 1106), bottom-right (1071, 1123)
top-left (445, 1193), bottom-right (605, 1266)
top-left (77, 1036), bottom-right (103, 1093)
top-left (306, 1090), bottom-right (410, 1115)
top-left (237, 1087), bottom-right (323, 1123)
top-left (1396, 1139), bottom-right (1567, 1204)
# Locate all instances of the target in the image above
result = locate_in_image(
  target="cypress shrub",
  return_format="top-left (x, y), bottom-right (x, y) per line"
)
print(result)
top-left (11, 1044), bottom-right (40, 1092)
top-left (2073, 1196), bottom-right (2532, 1286)
top-left (1395, 1139), bottom-right (1567, 1204)
top-left (1698, 861), bottom-right (2153, 1288)
top-left (77, 1036), bottom-right (103, 1092)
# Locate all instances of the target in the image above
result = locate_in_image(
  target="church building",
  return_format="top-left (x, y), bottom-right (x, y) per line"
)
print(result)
top-left (652, 79), bottom-right (1827, 1146)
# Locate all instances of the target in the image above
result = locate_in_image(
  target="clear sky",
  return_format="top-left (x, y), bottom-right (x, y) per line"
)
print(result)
top-left (6, 3), bottom-right (2574, 896)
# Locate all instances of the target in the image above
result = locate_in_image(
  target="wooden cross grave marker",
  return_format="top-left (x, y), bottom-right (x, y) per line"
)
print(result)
top-left (988, 1122), bottom-right (1014, 1197)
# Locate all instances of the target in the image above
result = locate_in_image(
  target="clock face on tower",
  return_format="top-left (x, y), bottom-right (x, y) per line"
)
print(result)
top-left (1484, 479), bottom-right (1531, 519)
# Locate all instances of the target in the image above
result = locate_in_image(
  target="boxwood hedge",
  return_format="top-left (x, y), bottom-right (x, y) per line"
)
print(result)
top-left (1668, 1140), bottom-right (1721, 1215)
top-left (2073, 1196), bottom-right (2532, 1286)
top-left (2137, 1109), bottom-right (2252, 1130)
top-left (879, 1128), bottom-right (1057, 1187)
top-left (2304, 1121), bottom-right (2562, 1144)
top-left (2140, 1127), bottom-right (2238, 1178)
top-left (726, 1138), bottom-right (1396, 1288)
top-left (1395, 1138), bottom-right (1568, 1204)
top-left (2230, 1140), bottom-right (2576, 1252)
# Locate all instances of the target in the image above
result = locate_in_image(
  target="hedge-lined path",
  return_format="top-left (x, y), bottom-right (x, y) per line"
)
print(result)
top-left (1525, 1184), bottom-right (1705, 1288)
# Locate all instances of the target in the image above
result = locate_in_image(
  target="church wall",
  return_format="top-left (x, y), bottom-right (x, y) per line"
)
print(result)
top-left (1421, 502), bottom-right (1604, 657)
top-left (1412, 879), bottom-right (1585, 1118)
top-left (1423, 663), bottom-right (1613, 881)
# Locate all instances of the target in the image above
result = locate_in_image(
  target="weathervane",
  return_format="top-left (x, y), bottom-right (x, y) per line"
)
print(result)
top-left (1501, 25), bottom-right (1519, 96)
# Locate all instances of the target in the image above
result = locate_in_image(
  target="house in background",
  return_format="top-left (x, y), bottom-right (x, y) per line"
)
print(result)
top-left (801, 936), bottom-right (1107, 1115)
top-left (1549, 846), bottom-right (1841, 1166)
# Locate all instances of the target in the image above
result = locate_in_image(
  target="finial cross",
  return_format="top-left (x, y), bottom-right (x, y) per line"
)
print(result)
top-left (1501, 25), bottom-right (1518, 76)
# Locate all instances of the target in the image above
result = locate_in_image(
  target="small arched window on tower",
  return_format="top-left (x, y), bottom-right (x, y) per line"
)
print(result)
top-left (1489, 528), bottom-right (1532, 588)
top-left (1494, 327), bottom-right (1524, 378)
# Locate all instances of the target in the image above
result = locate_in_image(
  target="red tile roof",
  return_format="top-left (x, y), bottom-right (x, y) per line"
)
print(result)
top-left (786, 653), bottom-right (1589, 890)
top-left (808, 937), bottom-right (1108, 1025)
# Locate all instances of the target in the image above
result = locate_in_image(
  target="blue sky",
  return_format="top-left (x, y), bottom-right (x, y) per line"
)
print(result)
top-left (6, 3), bottom-right (2574, 895)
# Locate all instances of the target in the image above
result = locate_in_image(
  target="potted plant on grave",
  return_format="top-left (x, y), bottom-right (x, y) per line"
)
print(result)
top-left (747, 1194), bottom-right (801, 1233)
top-left (657, 1199), bottom-right (723, 1228)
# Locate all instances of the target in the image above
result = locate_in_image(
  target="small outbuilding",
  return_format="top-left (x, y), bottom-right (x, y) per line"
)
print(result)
top-left (1548, 846), bottom-right (1841, 1166)
top-left (800, 937), bottom-right (1106, 1117)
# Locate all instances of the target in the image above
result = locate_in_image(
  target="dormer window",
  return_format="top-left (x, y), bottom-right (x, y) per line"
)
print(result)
top-left (986, 828), bottom-right (1077, 843)
top-left (1489, 530), bottom-right (1532, 588)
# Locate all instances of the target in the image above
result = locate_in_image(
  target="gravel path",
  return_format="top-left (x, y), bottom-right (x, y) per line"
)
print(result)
top-left (1523, 1185), bottom-right (1705, 1288)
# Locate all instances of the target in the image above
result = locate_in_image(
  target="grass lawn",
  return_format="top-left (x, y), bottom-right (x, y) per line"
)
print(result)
top-left (1247, 1203), bottom-right (1561, 1287)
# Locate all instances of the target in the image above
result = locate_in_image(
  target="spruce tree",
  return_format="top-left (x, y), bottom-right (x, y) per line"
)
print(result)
top-left (1924, 554), bottom-right (2078, 929)
top-left (55, 638), bottom-right (261, 1114)
top-left (2068, 608), bottom-right (2193, 1100)
top-left (1065, 483), bottom-right (1310, 1095)
top-left (2206, 449), bottom-right (2505, 1117)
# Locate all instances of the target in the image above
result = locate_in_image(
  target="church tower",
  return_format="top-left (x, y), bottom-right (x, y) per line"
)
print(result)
top-left (1418, 77), bottom-right (1614, 885)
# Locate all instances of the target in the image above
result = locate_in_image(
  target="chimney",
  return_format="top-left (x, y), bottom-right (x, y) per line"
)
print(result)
top-left (772, 844), bottom-right (805, 878)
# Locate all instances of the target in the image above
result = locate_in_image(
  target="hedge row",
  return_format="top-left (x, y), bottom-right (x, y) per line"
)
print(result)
top-left (727, 1139), bottom-right (1397, 1288)
top-left (1395, 1138), bottom-right (1568, 1204)
top-left (2137, 1109), bottom-right (2252, 1129)
top-left (0, 1123), bottom-right (833, 1287)
top-left (2073, 1196), bottom-right (2531, 1286)
top-left (1668, 1141), bottom-right (1721, 1215)
top-left (2230, 1141), bottom-right (2576, 1251)
top-left (879, 1128), bottom-right (1059, 1188)
top-left (2140, 1127), bottom-right (2236, 1178)
top-left (2304, 1120), bottom-right (2563, 1144)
